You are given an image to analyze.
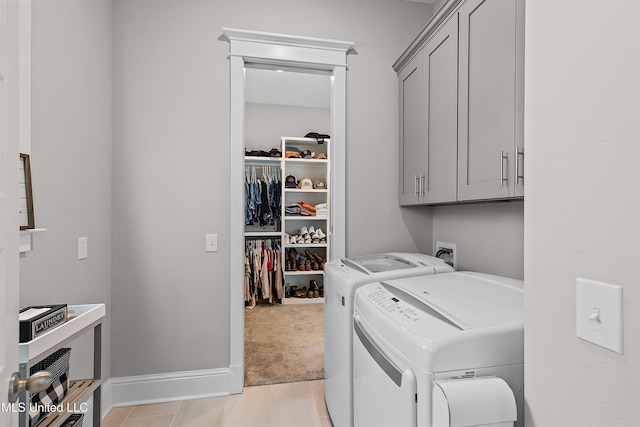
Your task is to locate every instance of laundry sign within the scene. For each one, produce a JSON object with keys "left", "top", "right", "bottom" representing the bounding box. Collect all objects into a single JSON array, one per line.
[{"left": 19, "top": 304, "right": 68, "bottom": 342}]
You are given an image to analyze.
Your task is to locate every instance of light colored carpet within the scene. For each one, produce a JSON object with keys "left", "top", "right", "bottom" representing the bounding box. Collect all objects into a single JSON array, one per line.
[{"left": 244, "top": 302, "right": 324, "bottom": 386}]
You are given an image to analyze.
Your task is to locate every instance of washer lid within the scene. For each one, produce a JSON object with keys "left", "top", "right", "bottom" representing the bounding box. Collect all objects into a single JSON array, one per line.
[
  {"left": 341, "top": 254, "right": 417, "bottom": 275},
  {"left": 381, "top": 272, "right": 524, "bottom": 331}
]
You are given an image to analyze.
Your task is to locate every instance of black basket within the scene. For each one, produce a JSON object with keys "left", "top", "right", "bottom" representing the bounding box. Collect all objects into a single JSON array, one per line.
[
  {"left": 61, "top": 413, "right": 84, "bottom": 427},
  {"left": 29, "top": 348, "right": 71, "bottom": 427}
]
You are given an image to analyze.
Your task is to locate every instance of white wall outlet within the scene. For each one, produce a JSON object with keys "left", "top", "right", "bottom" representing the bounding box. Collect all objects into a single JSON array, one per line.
[
  {"left": 78, "top": 237, "right": 88, "bottom": 260},
  {"left": 576, "top": 278, "right": 623, "bottom": 354},
  {"left": 435, "top": 241, "right": 457, "bottom": 269},
  {"left": 206, "top": 233, "right": 218, "bottom": 252}
]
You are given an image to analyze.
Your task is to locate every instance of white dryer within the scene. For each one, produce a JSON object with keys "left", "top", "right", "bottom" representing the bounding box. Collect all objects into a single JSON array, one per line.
[
  {"left": 353, "top": 272, "right": 524, "bottom": 427},
  {"left": 323, "top": 253, "right": 454, "bottom": 427}
]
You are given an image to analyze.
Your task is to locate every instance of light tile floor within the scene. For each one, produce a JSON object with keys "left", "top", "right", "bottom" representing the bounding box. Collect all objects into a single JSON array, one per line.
[{"left": 102, "top": 380, "right": 331, "bottom": 427}]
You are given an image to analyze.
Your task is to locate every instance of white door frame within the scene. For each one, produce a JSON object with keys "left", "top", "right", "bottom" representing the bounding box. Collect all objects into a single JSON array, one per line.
[
  {"left": 1, "top": 0, "right": 22, "bottom": 425},
  {"left": 220, "top": 28, "right": 354, "bottom": 393}
]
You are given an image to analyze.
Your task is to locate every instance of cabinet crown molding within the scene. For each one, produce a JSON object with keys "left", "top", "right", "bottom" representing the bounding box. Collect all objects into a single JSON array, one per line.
[{"left": 393, "top": 0, "right": 465, "bottom": 72}]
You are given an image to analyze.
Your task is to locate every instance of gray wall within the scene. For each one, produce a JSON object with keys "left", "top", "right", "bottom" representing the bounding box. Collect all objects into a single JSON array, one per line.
[
  {"left": 433, "top": 202, "right": 524, "bottom": 279},
  {"left": 524, "top": 1, "right": 640, "bottom": 425},
  {"left": 111, "top": 0, "right": 433, "bottom": 377},
  {"left": 19, "top": 0, "right": 112, "bottom": 381},
  {"left": 245, "top": 103, "right": 330, "bottom": 151}
]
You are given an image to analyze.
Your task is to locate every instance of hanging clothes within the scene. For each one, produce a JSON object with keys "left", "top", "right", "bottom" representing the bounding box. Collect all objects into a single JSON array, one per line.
[
  {"left": 244, "top": 165, "right": 281, "bottom": 228},
  {"left": 244, "top": 239, "right": 283, "bottom": 306}
]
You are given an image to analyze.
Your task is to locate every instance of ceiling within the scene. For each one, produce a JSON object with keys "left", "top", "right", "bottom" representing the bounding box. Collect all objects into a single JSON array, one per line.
[
  {"left": 244, "top": 0, "right": 436, "bottom": 108},
  {"left": 245, "top": 67, "right": 331, "bottom": 109}
]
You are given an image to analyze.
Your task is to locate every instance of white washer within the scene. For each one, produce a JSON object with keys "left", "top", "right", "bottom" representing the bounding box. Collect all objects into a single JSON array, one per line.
[
  {"left": 323, "top": 253, "right": 454, "bottom": 427},
  {"left": 353, "top": 272, "right": 524, "bottom": 427}
]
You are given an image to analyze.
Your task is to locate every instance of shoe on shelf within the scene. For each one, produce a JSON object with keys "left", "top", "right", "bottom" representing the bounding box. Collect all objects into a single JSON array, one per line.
[
  {"left": 305, "top": 250, "right": 320, "bottom": 270},
  {"left": 311, "top": 230, "right": 320, "bottom": 244},
  {"left": 294, "top": 287, "right": 307, "bottom": 298},
  {"left": 284, "top": 233, "right": 291, "bottom": 244},
  {"left": 316, "top": 254, "right": 326, "bottom": 270},
  {"left": 309, "top": 280, "right": 320, "bottom": 298},
  {"left": 300, "top": 226, "right": 308, "bottom": 235},
  {"left": 308, "top": 225, "right": 315, "bottom": 234}
]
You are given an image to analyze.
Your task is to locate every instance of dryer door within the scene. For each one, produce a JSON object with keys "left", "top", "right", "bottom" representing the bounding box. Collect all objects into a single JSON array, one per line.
[{"left": 353, "top": 314, "right": 417, "bottom": 427}]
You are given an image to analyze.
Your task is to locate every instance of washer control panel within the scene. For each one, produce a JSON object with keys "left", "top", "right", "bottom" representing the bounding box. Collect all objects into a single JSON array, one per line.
[{"left": 360, "top": 283, "right": 459, "bottom": 336}]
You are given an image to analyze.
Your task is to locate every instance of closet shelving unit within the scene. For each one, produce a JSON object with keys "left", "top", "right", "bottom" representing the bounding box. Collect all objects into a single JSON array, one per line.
[
  {"left": 244, "top": 136, "right": 330, "bottom": 304},
  {"left": 281, "top": 136, "right": 329, "bottom": 304},
  {"left": 18, "top": 304, "right": 105, "bottom": 427}
]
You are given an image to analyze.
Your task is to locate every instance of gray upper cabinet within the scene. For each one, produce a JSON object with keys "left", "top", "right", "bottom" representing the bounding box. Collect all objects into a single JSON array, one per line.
[
  {"left": 398, "top": 15, "right": 459, "bottom": 206},
  {"left": 457, "top": 0, "right": 524, "bottom": 201},
  {"left": 423, "top": 15, "right": 459, "bottom": 203},
  {"left": 395, "top": 0, "right": 524, "bottom": 205},
  {"left": 398, "top": 52, "right": 427, "bottom": 206}
]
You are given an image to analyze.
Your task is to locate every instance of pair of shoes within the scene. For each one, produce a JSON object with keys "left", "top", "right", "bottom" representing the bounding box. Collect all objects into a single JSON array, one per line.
[
  {"left": 311, "top": 228, "right": 326, "bottom": 244},
  {"left": 284, "top": 284, "right": 293, "bottom": 298},
  {"left": 287, "top": 248, "right": 298, "bottom": 271},
  {"left": 308, "top": 280, "right": 320, "bottom": 298},
  {"left": 305, "top": 249, "right": 324, "bottom": 270},
  {"left": 293, "top": 286, "right": 307, "bottom": 298},
  {"left": 289, "top": 233, "right": 312, "bottom": 245}
]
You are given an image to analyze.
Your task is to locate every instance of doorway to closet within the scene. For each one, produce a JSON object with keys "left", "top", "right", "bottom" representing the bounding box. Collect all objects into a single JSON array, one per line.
[
  {"left": 243, "top": 65, "right": 330, "bottom": 386},
  {"left": 222, "top": 28, "right": 354, "bottom": 393}
]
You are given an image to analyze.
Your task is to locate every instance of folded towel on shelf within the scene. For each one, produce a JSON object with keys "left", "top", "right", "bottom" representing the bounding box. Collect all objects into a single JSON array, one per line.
[{"left": 314, "top": 203, "right": 327, "bottom": 218}]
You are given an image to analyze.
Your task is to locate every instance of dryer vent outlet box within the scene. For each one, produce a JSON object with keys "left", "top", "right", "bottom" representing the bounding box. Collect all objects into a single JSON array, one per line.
[{"left": 435, "top": 242, "right": 457, "bottom": 269}]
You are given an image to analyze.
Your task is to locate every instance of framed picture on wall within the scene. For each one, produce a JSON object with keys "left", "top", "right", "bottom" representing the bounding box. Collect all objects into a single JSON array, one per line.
[{"left": 19, "top": 153, "right": 35, "bottom": 230}]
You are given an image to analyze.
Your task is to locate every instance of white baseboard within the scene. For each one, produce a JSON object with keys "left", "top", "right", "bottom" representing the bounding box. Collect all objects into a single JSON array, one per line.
[
  {"left": 101, "top": 378, "right": 112, "bottom": 420},
  {"left": 104, "top": 368, "right": 231, "bottom": 412}
]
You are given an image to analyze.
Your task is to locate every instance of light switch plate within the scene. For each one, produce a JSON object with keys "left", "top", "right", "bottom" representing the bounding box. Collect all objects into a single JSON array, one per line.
[
  {"left": 78, "top": 237, "right": 88, "bottom": 260},
  {"left": 576, "top": 278, "right": 623, "bottom": 354},
  {"left": 205, "top": 234, "right": 218, "bottom": 252}
]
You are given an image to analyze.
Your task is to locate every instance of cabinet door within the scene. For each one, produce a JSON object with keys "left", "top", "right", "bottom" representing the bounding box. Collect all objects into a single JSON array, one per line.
[
  {"left": 398, "top": 52, "right": 427, "bottom": 206},
  {"left": 457, "top": 0, "right": 519, "bottom": 201},
  {"left": 423, "top": 15, "right": 459, "bottom": 203}
]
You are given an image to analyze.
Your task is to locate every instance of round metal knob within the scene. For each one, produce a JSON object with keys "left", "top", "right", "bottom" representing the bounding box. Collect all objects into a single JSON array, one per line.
[{"left": 8, "top": 371, "right": 53, "bottom": 403}]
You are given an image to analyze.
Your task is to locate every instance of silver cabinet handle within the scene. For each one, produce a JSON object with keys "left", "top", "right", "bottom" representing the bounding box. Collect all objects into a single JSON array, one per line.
[
  {"left": 421, "top": 173, "right": 426, "bottom": 196},
  {"left": 500, "top": 150, "right": 508, "bottom": 187},
  {"left": 415, "top": 174, "right": 419, "bottom": 197},
  {"left": 516, "top": 146, "right": 524, "bottom": 184}
]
